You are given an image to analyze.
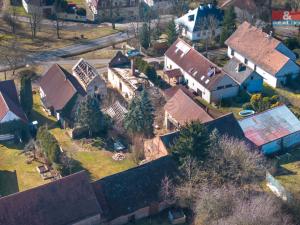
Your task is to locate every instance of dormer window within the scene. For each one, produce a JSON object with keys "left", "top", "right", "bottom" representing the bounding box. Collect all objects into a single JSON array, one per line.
[
  {"left": 244, "top": 58, "right": 248, "bottom": 64},
  {"left": 188, "top": 15, "right": 195, "bottom": 21}
]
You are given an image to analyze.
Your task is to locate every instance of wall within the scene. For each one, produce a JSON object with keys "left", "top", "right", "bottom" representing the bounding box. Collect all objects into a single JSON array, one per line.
[
  {"left": 86, "top": 75, "right": 107, "bottom": 97},
  {"left": 276, "top": 60, "right": 300, "bottom": 85},
  {"left": 210, "top": 75, "right": 239, "bottom": 103},
  {"left": 108, "top": 201, "right": 170, "bottom": 225},
  {"left": 262, "top": 139, "right": 282, "bottom": 155},
  {"left": 57, "top": 13, "right": 87, "bottom": 22},
  {"left": 266, "top": 171, "right": 293, "bottom": 202},
  {"left": 283, "top": 131, "right": 300, "bottom": 148},
  {"left": 165, "top": 56, "right": 238, "bottom": 103},
  {"left": 107, "top": 68, "right": 134, "bottom": 100},
  {"left": 228, "top": 47, "right": 279, "bottom": 87},
  {"left": 243, "top": 72, "right": 263, "bottom": 93}
]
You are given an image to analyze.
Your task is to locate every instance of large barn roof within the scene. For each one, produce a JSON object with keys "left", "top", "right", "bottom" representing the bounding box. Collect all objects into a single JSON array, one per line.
[
  {"left": 238, "top": 105, "right": 300, "bottom": 147},
  {"left": 0, "top": 171, "right": 102, "bottom": 225}
]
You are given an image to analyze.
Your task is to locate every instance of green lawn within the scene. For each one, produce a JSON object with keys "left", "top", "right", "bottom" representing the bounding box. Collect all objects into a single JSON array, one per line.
[
  {"left": 0, "top": 144, "right": 48, "bottom": 196},
  {"left": 275, "top": 148, "right": 300, "bottom": 200},
  {"left": 50, "top": 128, "right": 136, "bottom": 181}
]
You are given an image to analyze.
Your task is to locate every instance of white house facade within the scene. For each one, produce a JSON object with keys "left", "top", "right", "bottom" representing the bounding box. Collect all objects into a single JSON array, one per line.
[
  {"left": 165, "top": 39, "right": 239, "bottom": 103},
  {"left": 175, "top": 4, "right": 223, "bottom": 41},
  {"left": 225, "top": 21, "right": 300, "bottom": 88}
]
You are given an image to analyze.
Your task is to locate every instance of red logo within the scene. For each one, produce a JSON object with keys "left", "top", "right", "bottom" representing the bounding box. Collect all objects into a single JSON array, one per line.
[{"left": 272, "top": 10, "right": 300, "bottom": 21}]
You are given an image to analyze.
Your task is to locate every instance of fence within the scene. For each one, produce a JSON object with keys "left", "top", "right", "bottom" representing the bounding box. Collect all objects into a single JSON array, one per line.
[{"left": 266, "top": 171, "right": 293, "bottom": 202}]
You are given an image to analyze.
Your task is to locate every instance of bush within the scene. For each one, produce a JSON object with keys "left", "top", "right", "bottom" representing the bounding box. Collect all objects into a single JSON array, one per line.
[
  {"left": 242, "top": 102, "right": 253, "bottom": 110},
  {"left": 71, "top": 126, "right": 89, "bottom": 139},
  {"left": 284, "top": 37, "right": 300, "bottom": 50},
  {"left": 76, "top": 8, "right": 86, "bottom": 16},
  {"left": 36, "top": 126, "right": 61, "bottom": 164}
]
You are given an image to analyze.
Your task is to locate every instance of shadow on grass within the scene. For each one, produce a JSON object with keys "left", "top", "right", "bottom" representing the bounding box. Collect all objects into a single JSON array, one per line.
[
  {"left": 276, "top": 165, "right": 298, "bottom": 176},
  {"left": 276, "top": 147, "right": 300, "bottom": 165},
  {"left": 29, "top": 109, "right": 58, "bottom": 129},
  {"left": 0, "top": 141, "right": 24, "bottom": 150},
  {"left": 0, "top": 170, "right": 19, "bottom": 196},
  {"left": 63, "top": 156, "right": 92, "bottom": 180}
]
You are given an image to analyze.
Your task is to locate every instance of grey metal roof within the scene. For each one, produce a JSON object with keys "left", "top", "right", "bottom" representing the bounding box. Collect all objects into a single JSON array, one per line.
[
  {"left": 238, "top": 105, "right": 300, "bottom": 147},
  {"left": 223, "top": 58, "right": 260, "bottom": 84}
]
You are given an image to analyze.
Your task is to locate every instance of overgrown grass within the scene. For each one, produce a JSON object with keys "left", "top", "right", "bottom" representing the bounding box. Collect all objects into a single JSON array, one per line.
[
  {"left": 275, "top": 147, "right": 300, "bottom": 200},
  {"left": 0, "top": 144, "right": 49, "bottom": 196}
]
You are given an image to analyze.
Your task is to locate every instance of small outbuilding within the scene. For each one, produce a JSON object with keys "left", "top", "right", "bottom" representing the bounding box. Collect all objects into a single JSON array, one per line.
[{"left": 238, "top": 105, "right": 300, "bottom": 155}]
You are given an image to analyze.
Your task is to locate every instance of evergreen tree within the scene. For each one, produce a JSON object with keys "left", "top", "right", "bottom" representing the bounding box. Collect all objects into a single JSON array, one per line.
[
  {"left": 75, "top": 95, "right": 105, "bottom": 137},
  {"left": 139, "top": 23, "right": 151, "bottom": 49},
  {"left": 140, "top": 90, "right": 154, "bottom": 137},
  {"left": 171, "top": 122, "right": 210, "bottom": 161},
  {"left": 166, "top": 20, "right": 177, "bottom": 46},
  {"left": 20, "top": 74, "right": 33, "bottom": 116},
  {"left": 124, "top": 90, "right": 154, "bottom": 137},
  {"left": 220, "top": 6, "right": 236, "bottom": 45}
]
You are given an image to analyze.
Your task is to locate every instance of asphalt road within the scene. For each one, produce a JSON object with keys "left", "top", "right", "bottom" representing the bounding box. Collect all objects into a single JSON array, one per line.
[{"left": 0, "top": 32, "right": 132, "bottom": 71}]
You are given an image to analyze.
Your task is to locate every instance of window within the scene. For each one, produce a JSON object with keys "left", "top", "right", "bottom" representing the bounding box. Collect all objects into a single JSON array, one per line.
[
  {"left": 244, "top": 58, "right": 248, "bottom": 64},
  {"left": 231, "top": 49, "right": 234, "bottom": 56},
  {"left": 217, "top": 86, "right": 224, "bottom": 90},
  {"left": 250, "top": 76, "right": 254, "bottom": 80}
]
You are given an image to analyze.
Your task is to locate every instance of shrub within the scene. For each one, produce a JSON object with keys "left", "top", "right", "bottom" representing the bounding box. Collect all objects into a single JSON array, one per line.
[
  {"left": 284, "top": 37, "right": 300, "bottom": 50},
  {"left": 242, "top": 102, "right": 253, "bottom": 110},
  {"left": 76, "top": 8, "right": 86, "bottom": 16},
  {"left": 36, "top": 126, "right": 61, "bottom": 164}
]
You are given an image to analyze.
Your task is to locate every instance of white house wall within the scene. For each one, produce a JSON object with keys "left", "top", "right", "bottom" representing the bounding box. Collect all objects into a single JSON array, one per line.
[
  {"left": 228, "top": 46, "right": 279, "bottom": 87},
  {"left": 165, "top": 56, "right": 238, "bottom": 103},
  {"left": 1, "top": 111, "right": 20, "bottom": 123},
  {"left": 107, "top": 68, "right": 134, "bottom": 100},
  {"left": 210, "top": 75, "right": 239, "bottom": 102}
]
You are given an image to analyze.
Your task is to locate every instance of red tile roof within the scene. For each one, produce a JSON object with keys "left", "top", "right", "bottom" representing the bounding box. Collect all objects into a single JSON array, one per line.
[
  {"left": 0, "top": 80, "right": 27, "bottom": 122},
  {"left": 165, "top": 39, "right": 230, "bottom": 91},
  {"left": 164, "top": 88, "right": 213, "bottom": 126},
  {"left": 225, "top": 21, "right": 290, "bottom": 75},
  {"left": 164, "top": 69, "right": 182, "bottom": 79},
  {"left": 163, "top": 85, "right": 194, "bottom": 101},
  {"left": 40, "top": 64, "right": 86, "bottom": 111}
]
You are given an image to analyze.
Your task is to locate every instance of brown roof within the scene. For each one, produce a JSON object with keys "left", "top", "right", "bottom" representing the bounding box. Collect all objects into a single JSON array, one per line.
[
  {"left": 164, "top": 69, "right": 182, "bottom": 79},
  {"left": 92, "top": 156, "right": 177, "bottom": 220},
  {"left": 165, "top": 39, "right": 231, "bottom": 91},
  {"left": 0, "top": 80, "right": 27, "bottom": 122},
  {"left": 225, "top": 21, "right": 290, "bottom": 75},
  {"left": 40, "top": 64, "right": 86, "bottom": 111},
  {"left": 163, "top": 85, "right": 195, "bottom": 101},
  {"left": 164, "top": 88, "right": 213, "bottom": 126},
  {"left": 0, "top": 171, "right": 102, "bottom": 225}
]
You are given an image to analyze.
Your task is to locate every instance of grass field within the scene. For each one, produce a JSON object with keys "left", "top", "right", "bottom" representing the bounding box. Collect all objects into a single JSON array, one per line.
[
  {"left": 275, "top": 148, "right": 300, "bottom": 199},
  {"left": 0, "top": 144, "right": 49, "bottom": 196}
]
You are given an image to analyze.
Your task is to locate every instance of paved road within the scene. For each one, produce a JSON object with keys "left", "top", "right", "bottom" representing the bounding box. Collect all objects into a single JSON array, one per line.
[{"left": 0, "top": 32, "right": 132, "bottom": 71}]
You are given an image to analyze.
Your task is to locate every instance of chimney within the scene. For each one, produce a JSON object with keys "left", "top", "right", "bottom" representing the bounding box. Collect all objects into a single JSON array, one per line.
[{"left": 236, "top": 63, "right": 243, "bottom": 72}]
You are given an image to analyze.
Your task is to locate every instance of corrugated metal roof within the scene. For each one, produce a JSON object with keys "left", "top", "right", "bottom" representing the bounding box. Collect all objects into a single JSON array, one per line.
[{"left": 238, "top": 105, "right": 300, "bottom": 147}]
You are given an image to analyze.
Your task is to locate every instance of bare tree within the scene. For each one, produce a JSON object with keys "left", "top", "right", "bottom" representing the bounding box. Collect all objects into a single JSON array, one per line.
[
  {"left": 0, "top": 37, "right": 27, "bottom": 76},
  {"left": 201, "top": 15, "right": 218, "bottom": 56},
  {"left": 194, "top": 186, "right": 294, "bottom": 225},
  {"left": 3, "top": 7, "right": 18, "bottom": 34},
  {"left": 174, "top": 156, "right": 202, "bottom": 208},
  {"left": 29, "top": 6, "right": 43, "bottom": 39},
  {"left": 160, "top": 176, "right": 175, "bottom": 205}
]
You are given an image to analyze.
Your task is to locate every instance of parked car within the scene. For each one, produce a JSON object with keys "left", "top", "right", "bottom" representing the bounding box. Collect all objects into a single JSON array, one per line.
[
  {"left": 113, "top": 139, "right": 126, "bottom": 151},
  {"left": 126, "top": 49, "right": 141, "bottom": 57}
]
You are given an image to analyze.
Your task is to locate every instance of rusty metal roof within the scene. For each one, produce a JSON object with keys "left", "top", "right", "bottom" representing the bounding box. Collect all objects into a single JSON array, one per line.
[{"left": 238, "top": 105, "right": 300, "bottom": 147}]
